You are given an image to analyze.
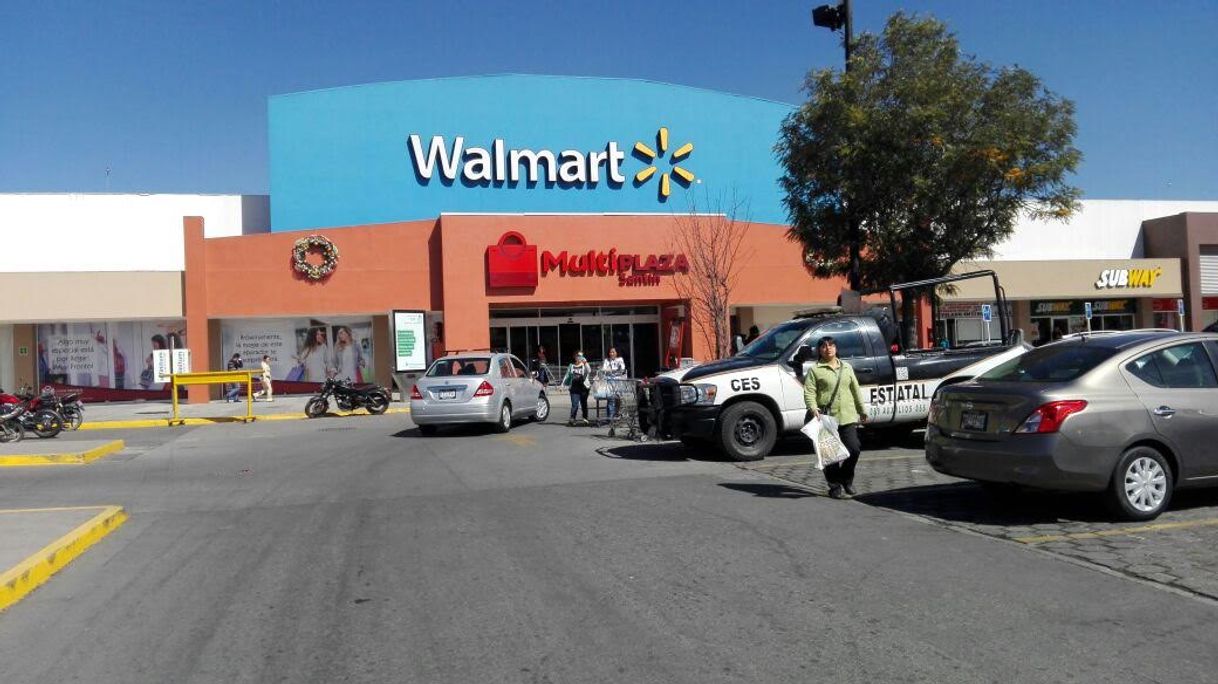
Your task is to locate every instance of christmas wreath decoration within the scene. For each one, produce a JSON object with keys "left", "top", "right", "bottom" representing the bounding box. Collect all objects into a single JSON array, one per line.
[{"left": 292, "top": 235, "right": 339, "bottom": 280}]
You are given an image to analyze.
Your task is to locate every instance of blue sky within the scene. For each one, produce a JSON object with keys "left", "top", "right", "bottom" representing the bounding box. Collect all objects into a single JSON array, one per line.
[{"left": 1, "top": 0, "right": 1214, "bottom": 199}]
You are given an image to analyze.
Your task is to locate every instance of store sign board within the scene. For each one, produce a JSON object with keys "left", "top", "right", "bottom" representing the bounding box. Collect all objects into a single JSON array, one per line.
[
  {"left": 1094, "top": 267, "right": 1163, "bottom": 289},
  {"left": 153, "top": 349, "right": 172, "bottom": 384},
  {"left": 1152, "top": 298, "right": 1177, "bottom": 313},
  {"left": 392, "top": 310, "right": 427, "bottom": 373},
  {"left": 1032, "top": 300, "right": 1135, "bottom": 316},
  {"left": 485, "top": 232, "right": 689, "bottom": 289},
  {"left": 268, "top": 76, "right": 793, "bottom": 230}
]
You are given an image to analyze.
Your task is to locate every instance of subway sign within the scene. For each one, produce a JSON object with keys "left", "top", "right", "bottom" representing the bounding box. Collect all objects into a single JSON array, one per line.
[{"left": 1094, "top": 267, "right": 1163, "bottom": 289}]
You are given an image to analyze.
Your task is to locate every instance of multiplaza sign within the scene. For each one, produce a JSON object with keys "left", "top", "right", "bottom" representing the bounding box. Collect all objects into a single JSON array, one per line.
[
  {"left": 542, "top": 249, "right": 690, "bottom": 287},
  {"left": 485, "top": 232, "right": 688, "bottom": 288},
  {"left": 408, "top": 127, "right": 695, "bottom": 199}
]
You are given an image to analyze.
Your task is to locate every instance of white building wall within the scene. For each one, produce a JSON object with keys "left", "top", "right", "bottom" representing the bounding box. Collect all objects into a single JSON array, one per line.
[
  {"left": 987, "top": 199, "right": 1218, "bottom": 261},
  {"left": 0, "top": 194, "right": 269, "bottom": 273}
]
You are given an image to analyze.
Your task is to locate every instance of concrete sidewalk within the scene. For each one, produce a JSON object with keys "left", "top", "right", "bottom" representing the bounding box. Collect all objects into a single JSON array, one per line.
[
  {"left": 72, "top": 389, "right": 610, "bottom": 430},
  {"left": 76, "top": 394, "right": 408, "bottom": 430}
]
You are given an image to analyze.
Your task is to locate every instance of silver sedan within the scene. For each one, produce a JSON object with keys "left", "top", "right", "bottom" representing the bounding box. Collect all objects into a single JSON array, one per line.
[
  {"left": 410, "top": 353, "right": 549, "bottom": 435},
  {"left": 926, "top": 331, "right": 1218, "bottom": 520}
]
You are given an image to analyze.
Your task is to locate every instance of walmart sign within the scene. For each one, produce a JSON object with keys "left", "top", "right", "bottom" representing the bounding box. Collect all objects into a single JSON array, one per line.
[{"left": 269, "top": 75, "right": 793, "bottom": 231}]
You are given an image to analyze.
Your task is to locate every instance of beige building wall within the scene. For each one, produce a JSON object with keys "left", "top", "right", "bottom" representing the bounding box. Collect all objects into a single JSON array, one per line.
[
  {"left": 0, "top": 272, "right": 184, "bottom": 323},
  {"left": 947, "top": 259, "right": 1183, "bottom": 300}
]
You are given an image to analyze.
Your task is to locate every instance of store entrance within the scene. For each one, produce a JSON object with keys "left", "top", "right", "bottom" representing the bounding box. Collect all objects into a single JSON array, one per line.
[{"left": 489, "top": 306, "right": 662, "bottom": 379}]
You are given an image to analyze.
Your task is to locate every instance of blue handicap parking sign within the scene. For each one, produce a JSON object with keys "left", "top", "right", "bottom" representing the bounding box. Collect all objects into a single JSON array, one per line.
[{"left": 981, "top": 304, "right": 992, "bottom": 323}]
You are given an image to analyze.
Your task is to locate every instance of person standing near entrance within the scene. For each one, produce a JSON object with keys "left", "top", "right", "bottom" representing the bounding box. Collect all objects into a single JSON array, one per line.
[
  {"left": 565, "top": 351, "right": 591, "bottom": 426},
  {"left": 533, "top": 345, "right": 552, "bottom": 385},
  {"left": 254, "top": 355, "right": 274, "bottom": 401},
  {"left": 225, "top": 353, "right": 244, "bottom": 402},
  {"left": 804, "top": 336, "right": 867, "bottom": 499},
  {"left": 601, "top": 347, "right": 627, "bottom": 419}
]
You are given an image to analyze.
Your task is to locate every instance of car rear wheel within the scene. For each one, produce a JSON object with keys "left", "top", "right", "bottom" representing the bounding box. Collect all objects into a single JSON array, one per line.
[
  {"left": 1109, "top": 446, "right": 1173, "bottom": 521},
  {"left": 494, "top": 402, "right": 512, "bottom": 433},
  {"left": 718, "top": 401, "right": 776, "bottom": 462},
  {"left": 533, "top": 394, "right": 550, "bottom": 422}
]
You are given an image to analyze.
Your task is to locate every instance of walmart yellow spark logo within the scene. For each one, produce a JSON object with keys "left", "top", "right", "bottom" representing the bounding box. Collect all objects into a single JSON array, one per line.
[{"left": 633, "top": 127, "right": 695, "bottom": 199}]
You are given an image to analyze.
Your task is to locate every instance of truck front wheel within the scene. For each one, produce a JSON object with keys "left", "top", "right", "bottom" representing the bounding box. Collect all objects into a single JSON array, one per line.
[{"left": 718, "top": 401, "right": 777, "bottom": 462}]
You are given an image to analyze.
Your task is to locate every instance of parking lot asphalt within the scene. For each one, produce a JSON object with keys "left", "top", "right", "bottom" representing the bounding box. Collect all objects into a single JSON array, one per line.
[
  {"left": 742, "top": 432, "right": 1218, "bottom": 602},
  {"left": 2, "top": 416, "right": 1217, "bottom": 682}
]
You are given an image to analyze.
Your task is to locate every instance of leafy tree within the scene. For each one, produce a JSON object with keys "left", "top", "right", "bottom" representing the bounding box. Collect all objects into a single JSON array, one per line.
[{"left": 777, "top": 12, "right": 1082, "bottom": 341}]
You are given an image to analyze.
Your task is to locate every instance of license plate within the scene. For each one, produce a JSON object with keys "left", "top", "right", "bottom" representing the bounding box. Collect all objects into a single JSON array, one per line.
[
  {"left": 439, "top": 390, "right": 457, "bottom": 400},
  {"left": 960, "top": 410, "right": 988, "bottom": 432}
]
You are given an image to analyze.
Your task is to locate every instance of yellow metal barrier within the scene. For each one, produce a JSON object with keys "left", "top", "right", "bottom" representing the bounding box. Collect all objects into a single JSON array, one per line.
[{"left": 169, "top": 370, "right": 260, "bottom": 425}]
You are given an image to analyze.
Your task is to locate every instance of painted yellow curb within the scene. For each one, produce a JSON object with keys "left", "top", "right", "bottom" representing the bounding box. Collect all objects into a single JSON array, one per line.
[
  {"left": 0, "top": 505, "right": 128, "bottom": 612},
  {"left": 79, "top": 406, "right": 410, "bottom": 431},
  {"left": 0, "top": 440, "right": 125, "bottom": 467}
]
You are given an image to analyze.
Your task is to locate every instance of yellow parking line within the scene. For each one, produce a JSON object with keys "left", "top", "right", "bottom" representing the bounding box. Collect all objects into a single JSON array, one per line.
[
  {"left": 1015, "top": 518, "right": 1218, "bottom": 544},
  {"left": 0, "top": 505, "right": 127, "bottom": 612},
  {"left": 495, "top": 434, "right": 537, "bottom": 447},
  {"left": 0, "top": 440, "right": 124, "bottom": 467}
]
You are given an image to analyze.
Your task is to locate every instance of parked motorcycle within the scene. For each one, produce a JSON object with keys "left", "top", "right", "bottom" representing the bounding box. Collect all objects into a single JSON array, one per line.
[
  {"left": 0, "top": 402, "right": 25, "bottom": 443},
  {"left": 31, "top": 386, "right": 84, "bottom": 431},
  {"left": 305, "top": 379, "right": 390, "bottom": 418},
  {"left": 3, "top": 387, "right": 64, "bottom": 438}
]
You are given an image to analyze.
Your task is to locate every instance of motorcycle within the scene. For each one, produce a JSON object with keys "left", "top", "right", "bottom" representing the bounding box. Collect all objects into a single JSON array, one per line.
[
  {"left": 4, "top": 386, "right": 64, "bottom": 438},
  {"left": 0, "top": 402, "right": 25, "bottom": 443},
  {"left": 305, "top": 378, "right": 391, "bottom": 418},
  {"left": 32, "top": 386, "right": 84, "bottom": 431}
]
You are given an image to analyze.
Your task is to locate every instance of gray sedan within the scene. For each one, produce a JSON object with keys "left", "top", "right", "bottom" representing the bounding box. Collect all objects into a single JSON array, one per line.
[
  {"left": 926, "top": 331, "right": 1218, "bottom": 520},
  {"left": 410, "top": 353, "right": 549, "bottom": 435}
]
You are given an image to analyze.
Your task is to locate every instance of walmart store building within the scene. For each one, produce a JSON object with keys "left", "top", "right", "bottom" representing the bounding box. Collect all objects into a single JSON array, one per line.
[{"left": 2, "top": 75, "right": 1217, "bottom": 401}]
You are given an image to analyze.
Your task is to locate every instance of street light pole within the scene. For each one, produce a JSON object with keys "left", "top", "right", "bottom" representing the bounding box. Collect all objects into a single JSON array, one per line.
[{"left": 812, "top": 0, "right": 860, "bottom": 291}]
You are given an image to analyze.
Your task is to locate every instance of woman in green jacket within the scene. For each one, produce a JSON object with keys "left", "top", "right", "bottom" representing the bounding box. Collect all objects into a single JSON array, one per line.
[{"left": 802, "top": 336, "right": 868, "bottom": 499}]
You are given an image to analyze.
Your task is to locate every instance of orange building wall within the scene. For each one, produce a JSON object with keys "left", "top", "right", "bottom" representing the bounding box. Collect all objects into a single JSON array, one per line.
[
  {"left": 201, "top": 219, "right": 440, "bottom": 317},
  {"left": 184, "top": 213, "right": 845, "bottom": 394},
  {"left": 437, "top": 214, "right": 843, "bottom": 359}
]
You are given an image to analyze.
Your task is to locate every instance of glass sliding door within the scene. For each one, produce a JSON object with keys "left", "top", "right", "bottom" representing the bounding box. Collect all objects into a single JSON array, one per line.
[{"left": 632, "top": 323, "right": 660, "bottom": 377}]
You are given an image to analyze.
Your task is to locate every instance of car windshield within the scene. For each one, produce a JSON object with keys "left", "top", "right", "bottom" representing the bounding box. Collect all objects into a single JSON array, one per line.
[
  {"left": 737, "top": 320, "right": 811, "bottom": 362},
  {"left": 978, "top": 344, "right": 1117, "bottom": 383},
  {"left": 427, "top": 358, "right": 492, "bottom": 377}
]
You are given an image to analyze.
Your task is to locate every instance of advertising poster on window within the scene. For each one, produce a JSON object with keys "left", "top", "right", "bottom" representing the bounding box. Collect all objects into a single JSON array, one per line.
[
  {"left": 37, "top": 320, "right": 187, "bottom": 399},
  {"left": 392, "top": 310, "right": 427, "bottom": 372},
  {"left": 220, "top": 317, "right": 375, "bottom": 388}
]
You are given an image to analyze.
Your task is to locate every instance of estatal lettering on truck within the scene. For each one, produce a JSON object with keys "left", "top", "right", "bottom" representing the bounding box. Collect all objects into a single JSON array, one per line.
[{"left": 863, "top": 379, "right": 941, "bottom": 419}]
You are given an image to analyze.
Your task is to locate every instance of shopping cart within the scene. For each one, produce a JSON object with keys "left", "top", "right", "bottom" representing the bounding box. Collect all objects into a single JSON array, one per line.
[{"left": 598, "top": 375, "right": 645, "bottom": 439}]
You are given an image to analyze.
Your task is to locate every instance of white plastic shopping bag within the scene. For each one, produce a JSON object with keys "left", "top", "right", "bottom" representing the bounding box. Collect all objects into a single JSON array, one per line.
[{"left": 800, "top": 414, "right": 851, "bottom": 470}]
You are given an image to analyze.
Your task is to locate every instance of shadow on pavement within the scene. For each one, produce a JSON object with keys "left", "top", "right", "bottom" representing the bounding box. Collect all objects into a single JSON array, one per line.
[
  {"left": 718, "top": 482, "right": 817, "bottom": 498},
  {"left": 596, "top": 443, "right": 726, "bottom": 462},
  {"left": 857, "top": 482, "right": 1123, "bottom": 526}
]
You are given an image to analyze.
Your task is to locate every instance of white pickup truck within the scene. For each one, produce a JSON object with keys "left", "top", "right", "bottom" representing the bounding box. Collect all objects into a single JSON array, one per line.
[{"left": 645, "top": 272, "right": 1029, "bottom": 461}]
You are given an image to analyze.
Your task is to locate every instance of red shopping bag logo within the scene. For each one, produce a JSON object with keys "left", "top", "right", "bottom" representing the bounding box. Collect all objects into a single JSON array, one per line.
[{"left": 486, "top": 231, "right": 538, "bottom": 288}]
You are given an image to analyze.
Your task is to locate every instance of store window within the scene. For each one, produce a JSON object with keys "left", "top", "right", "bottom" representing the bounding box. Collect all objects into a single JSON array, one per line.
[{"left": 1030, "top": 299, "right": 1135, "bottom": 344}]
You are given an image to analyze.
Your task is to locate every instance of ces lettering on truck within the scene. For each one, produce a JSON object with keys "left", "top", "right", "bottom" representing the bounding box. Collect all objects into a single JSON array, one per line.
[{"left": 729, "top": 377, "right": 761, "bottom": 392}]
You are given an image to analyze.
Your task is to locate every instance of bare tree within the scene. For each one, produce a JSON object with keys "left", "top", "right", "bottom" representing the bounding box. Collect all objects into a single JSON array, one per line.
[{"left": 669, "top": 190, "right": 754, "bottom": 360}]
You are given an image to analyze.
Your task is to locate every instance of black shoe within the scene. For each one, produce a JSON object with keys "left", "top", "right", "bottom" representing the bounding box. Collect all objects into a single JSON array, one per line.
[
  {"left": 843, "top": 484, "right": 857, "bottom": 497},
  {"left": 828, "top": 486, "right": 853, "bottom": 500}
]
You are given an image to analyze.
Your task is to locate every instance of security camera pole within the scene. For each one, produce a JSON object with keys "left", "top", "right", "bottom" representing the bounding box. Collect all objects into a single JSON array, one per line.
[{"left": 811, "top": 0, "right": 859, "bottom": 291}]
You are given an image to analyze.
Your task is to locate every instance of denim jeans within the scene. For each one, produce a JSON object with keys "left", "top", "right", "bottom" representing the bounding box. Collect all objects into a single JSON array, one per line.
[{"left": 569, "top": 390, "right": 588, "bottom": 421}]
